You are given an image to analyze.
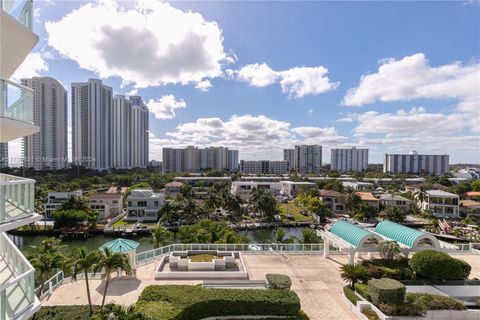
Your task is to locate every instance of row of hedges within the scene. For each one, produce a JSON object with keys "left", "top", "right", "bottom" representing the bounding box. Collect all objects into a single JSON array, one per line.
[
  {"left": 137, "top": 285, "right": 302, "bottom": 320},
  {"left": 349, "top": 278, "right": 466, "bottom": 317},
  {"left": 359, "top": 251, "right": 472, "bottom": 282},
  {"left": 343, "top": 285, "right": 362, "bottom": 305},
  {"left": 411, "top": 250, "right": 471, "bottom": 280}
]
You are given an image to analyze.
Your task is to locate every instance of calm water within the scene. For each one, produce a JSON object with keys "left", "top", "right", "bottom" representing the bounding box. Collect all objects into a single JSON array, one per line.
[{"left": 9, "top": 227, "right": 307, "bottom": 255}]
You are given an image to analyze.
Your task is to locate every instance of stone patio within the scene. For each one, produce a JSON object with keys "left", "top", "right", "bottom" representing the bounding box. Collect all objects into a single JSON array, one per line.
[{"left": 41, "top": 253, "right": 480, "bottom": 320}]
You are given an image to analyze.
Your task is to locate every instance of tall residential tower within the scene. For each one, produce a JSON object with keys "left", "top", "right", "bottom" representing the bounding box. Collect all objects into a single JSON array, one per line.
[
  {"left": 21, "top": 77, "right": 68, "bottom": 170},
  {"left": 331, "top": 147, "right": 368, "bottom": 172},
  {"left": 293, "top": 145, "right": 322, "bottom": 174}
]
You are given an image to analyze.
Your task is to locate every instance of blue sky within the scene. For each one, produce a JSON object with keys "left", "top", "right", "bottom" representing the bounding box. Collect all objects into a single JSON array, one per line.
[{"left": 12, "top": 0, "right": 480, "bottom": 164}]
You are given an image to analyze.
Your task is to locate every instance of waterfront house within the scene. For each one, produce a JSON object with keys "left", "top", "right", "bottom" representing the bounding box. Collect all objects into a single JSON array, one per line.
[
  {"left": 89, "top": 192, "right": 123, "bottom": 220},
  {"left": 319, "top": 189, "right": 345, "bottom": 214},
  {"left": 355, "top": 192, "right": 380, "bottom": 212},
  {"left": 378, "top": 193, "right": 412, "bottom": 211},
  {"left": 44, "top": 190, "right": 83, "bottom": 218},
  {"left": 280, "top": 181, "right": 316, "bottom": 197},
  {"left": 419, "top": 190, "right": 460, "bottom": 219},
  {"left": 125, "top": 189, "right": 164, "bottom": 222}
]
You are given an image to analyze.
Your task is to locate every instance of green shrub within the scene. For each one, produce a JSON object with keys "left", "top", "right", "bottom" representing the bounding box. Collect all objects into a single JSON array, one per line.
[
  {"left": 383, "top": 267, "right": 403, "bottom": 280},
  {"left": 377, "top": 302, "right": 423, "bottom": 316},
  {"left": 366, "top": 265, "right": 385, "bottom": 279},
  {"left": 137, "top": 285, "right": 301, "bottom": 320},
  {"left": 361, "top": 308, "right": 380, "bottom": 320},
  {"left": 368, "top": 278, "right": 405, "bottom": 305},
  {"left": 343, "top": 285, "right": 361, "bottom": 305},
  {"left": 266, "top": 273, "right": 292, "bottom": 290},
  {"left": 52, "top": 209, "right": 87, "bottom": 228},
  {"left": 456, "top": 258, "right": 472, "bottom": 279},
  {"left": 354, "top": 283, "right": 371, "bottom": 301},
  {"left": 406, "top": 293, "right": 466, "bottom": 311},
  {"left": 410, "top": 250, "right": 469, "bottom": 280},
  {"left": 32, "top": 306, "right": 100, "bottom": 320}
]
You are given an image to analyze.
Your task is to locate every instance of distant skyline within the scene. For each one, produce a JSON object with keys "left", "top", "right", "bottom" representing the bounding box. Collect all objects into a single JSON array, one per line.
[{"left": 8, "top": 0, "right": 480, "bottom": 165}]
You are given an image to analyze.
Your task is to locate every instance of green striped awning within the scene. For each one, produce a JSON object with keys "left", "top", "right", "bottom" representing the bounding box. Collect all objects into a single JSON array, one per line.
[
  {"left": 374, "top": 221, "right": 425, "bottom": 248},
  {"left": 329, "top": 221, "right": 373, "bottom": 248}
]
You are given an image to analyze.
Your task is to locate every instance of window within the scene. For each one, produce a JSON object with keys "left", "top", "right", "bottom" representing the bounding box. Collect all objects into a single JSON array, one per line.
[
  {"left": 137, "top": 201, "right": 147, "bottom": 207},
  {"left": 154, "top": 201, "right": 159, "bottom": 207},
  {"left": 128, "top": 201, "right": 132, "bottom": 207}
]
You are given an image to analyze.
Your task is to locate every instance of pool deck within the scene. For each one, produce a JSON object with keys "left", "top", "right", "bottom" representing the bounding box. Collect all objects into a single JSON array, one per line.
[{"left": 41, "top": 253, "right": 480, "bottom": 320}]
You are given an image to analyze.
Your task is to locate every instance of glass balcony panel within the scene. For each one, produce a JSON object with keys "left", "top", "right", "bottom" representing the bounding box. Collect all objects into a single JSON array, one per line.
[
  {"left": 1, "top": 0, "right": 32, "bottom": 29},
  {"left": 0, "top": 80, "right": 34, "bottom": 124},
  {"left": 0, "top": 174, "right": 35, "bottom": 223},
  {"left": 0, "top": 233, "right": 36, "bottom": 319}
]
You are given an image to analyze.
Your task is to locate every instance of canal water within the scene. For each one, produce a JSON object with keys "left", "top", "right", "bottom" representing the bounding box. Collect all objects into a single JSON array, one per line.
[{"left": 9, "top": 227, "right": 307, "bottom": 255}]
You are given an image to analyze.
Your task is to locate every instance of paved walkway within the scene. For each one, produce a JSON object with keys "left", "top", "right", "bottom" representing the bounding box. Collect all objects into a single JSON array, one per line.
[{"left": 41, "top": 253, "right": 480, "bottom": 320}]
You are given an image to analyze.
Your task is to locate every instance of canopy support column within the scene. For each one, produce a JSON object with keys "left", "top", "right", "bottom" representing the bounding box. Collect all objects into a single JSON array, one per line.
[{"left": 323, "top": 240, "right": 330, "bottom": 258}]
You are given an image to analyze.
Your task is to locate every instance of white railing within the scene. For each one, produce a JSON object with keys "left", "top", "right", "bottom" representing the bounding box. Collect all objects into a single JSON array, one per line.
[
  {"left": 453, "top": 242, "right": 480, "bottom": 253},
  {"left": 0, "top": 173, "right": 35, "bottom": 223},
  {"left": 0, "top": 232, "right": 36, "bottom": 320},
  {"left": 135, "top": 243, "right": 332, "bottom": 266},
  {"left": 0, "top": 79, "right": 34, "bottom": 124}
]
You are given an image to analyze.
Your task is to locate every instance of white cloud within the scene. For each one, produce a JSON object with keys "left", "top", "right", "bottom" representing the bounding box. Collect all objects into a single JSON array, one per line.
[
  {"left": 307, "top": 109, "right": 314, "bottom": 115},
  {"left": 156, "top": 114, "right": 346, "bottom": 160},
  {"left": 353, "top": 107, "right": 469, "bottom": 135},
  {"left": 10, "top": 52, "right": 49, "bottom": 81},
  {"left": 231, "top": 63, "right": 339, "bottom": 98},
  {"left": 195, "top": 80, "right": 213, "bottom": 92},
  {"left": 147, "top": 95, "right": 186, "bottom": 120},
  {"left": 343, "top": 53, "right": 480, "bottom": 133},
  {"left": 337, "top": 117, "right": 353, "bottom": 123},
  {"left": 45, "top": 0, "right": 231, "bottom": 88}
]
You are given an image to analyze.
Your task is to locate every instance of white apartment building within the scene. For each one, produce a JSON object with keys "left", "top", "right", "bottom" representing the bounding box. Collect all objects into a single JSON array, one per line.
[
  {"left": 280, "top": 181, "right": 316, "bottom": 197},
  {"left": 293, "top": 145, "right": 322, "bottom": 175},
  {"left": 72, "top": 79, "right": 113, "bottom": 170},
  {"left": 112, "top": 95, "right": 132, "bottom": 169},
  {"left": 125, "top": 189, "right": 164, "bottom": 222},
  {"left": 283, "top": 149, "right": 294, "bottom": 170},
  {"left": 162, "top": 146, "right": 239, "bottom": 173},
  {"left": 331, "top": 147, "right": 368, "bottom": 172},
  {"left": 419, "top": 190, "right": 460, "bottom": 218},
  {"left": 89, "top": 193, "right": 123, "bottom": 220},
  {"left": 1, "top": 1, "right": 42, "bottom": 318},
  {"left": 240, "top": 160, "right": 289, "bottom": 175},
  {"left": 227, "top": 149, "right": 239, "bottom": 171},
  {"left": 383, "top": 151, "right": 449, "bottom": 176},
  {"left": 341, "top": 181, "right": 374, "bottom": 191},
  {"left": 44, "top": 190, "right": 83, "bottom": 218},
  {"left": 231, "top": 181, "right": 282, "bottom": 201},
  {"left": 131, "top": 101, "right": 149, "bottom": 168},
  {"left": 21, "top": 77, "right": 67, "bottom": 170}
]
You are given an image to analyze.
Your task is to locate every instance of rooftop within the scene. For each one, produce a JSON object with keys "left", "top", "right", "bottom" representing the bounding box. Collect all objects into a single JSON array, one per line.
[
  {"left": 466, "top": 191, "right": 480, "bottom": 197},
  {"left": 374, "top": 220, "right": 439, "bottom": 249},
  {"left": 355, "top": 192, "right": 379, "bottom": 202},
  {"left": 106, "top": 187, "right": 128, "bottom": 194},
  {"left": 378, "top": 193, "right": 412, "bottom": 202},
  {"left": 281, "top": 181, "right": 316, "bottom": 185},
  {"left": 425, "top": 190, "right": 458, "bottom": 197},
  {"left": 174, "top": 177, "right": 231, "bottom": 181},
  {"left": 165, "top": 181, "right": 184, "bottom": 188},
  {"left": 460, "top": 200, "right": 480, "bottom": 208},
  {"left": 319, "top": 189, "right": 343, "bottom": 197},
  {"left": 329, "top": 220, "right": 378, "bottom": 248}
]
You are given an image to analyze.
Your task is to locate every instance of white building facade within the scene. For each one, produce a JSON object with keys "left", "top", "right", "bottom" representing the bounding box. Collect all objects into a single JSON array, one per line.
[
  {"left": 240, "top": 160, "right": 289, "bottom": 175},
  {"left": 331, "top": 147, "right": 368, "bottom": 172},
  {"left": 21, "top": 77, "right": 68, "bottom": 170},
  {"left": 44, "top": 191, "right": 83, "bottom": 218},
  {"left": 125, "top": 189, "right": 164, "bottom": 222},
  {"left": 420, "top": 190, "right": 459, "bottom": 218},
  {"left": 1, "top": 1, "right": 42, "bottom": 317},
  {"left": 383, "top": 151, "right": 449, "bottom": 176},
  {"left": 293, "top": 145, "right": 322, "bottom": 175},
  {"left": 112, "top": 95, "right": 132, "bottom": 169},
  {"left": 283, "top": 149, "right": 294, "bottom": 170},
  {"left": 131, "top": 102, "right": 149, "bottom": 168},
  {"left": 162, "top": 146, "right": 239, "bottom": 173}
]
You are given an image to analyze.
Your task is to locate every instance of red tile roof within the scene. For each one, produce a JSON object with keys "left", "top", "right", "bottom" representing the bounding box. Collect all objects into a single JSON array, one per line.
[{"left": 356, "top": 192, "right": 380, "bottom": 202}]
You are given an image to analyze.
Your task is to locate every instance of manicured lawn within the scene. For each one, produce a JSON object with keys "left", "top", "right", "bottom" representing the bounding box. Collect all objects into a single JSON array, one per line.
[
  {"left": 278, "top": 202, "right": 314, "bottom": 222},
  {"left": 188, "top": 254, "right": 219, "bottom": 262}
]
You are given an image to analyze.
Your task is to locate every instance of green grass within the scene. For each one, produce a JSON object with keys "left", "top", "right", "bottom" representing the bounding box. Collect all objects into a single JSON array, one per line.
[
  {"left": 188, "top": 254, "right": 219, "bottom": 262},
  {"left": 278, "top": 202, "right": 314, "bottom": 222},
  {"left": 112, "top": 219, "right": 130, "bottom": 227}
]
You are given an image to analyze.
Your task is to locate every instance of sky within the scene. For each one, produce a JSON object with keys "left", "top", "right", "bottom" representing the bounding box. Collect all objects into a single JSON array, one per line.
[{"left": 9, "top": 0, "right": 480, "bottom": 165}]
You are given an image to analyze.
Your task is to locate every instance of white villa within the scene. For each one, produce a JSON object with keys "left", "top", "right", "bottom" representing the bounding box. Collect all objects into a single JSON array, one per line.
[
  {"left": 1, "top": 1, "right": 43, "bottom": 318},
  {"left": 230, "top": 181, "right": 282, "bottom": 201},
  {"left": 44, "top": 190, "right": 82, "bottom": 218},
  {"left": 419, "top": 190, "right": 460, "bottom": 218},
  {"left": 125, "top": 189, "right": 164, "bottom": 222},
  {"left": 89, "top": 192, "right": 123, "bottom": 220},
  {"left": 378, "top": 193, "right": 412, "bottom": 211},
  {"left": 280, "top": 181, "right": 316, "bottom": 197}
]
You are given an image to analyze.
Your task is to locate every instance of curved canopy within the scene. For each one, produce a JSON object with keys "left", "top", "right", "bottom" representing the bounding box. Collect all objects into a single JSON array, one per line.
[
  {"left": 330, "top": 221, "right": 381, "bottom": 248},
  {"left": 374, "top": 221, "right": 440, "bottom": 249},
  {"left": 99, "top": 238, "right": 140, "bottom": 253}
]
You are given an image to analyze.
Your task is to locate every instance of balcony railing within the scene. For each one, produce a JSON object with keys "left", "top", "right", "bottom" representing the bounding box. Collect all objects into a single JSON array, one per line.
[
  {"left": 1, "top": 0, "right": 32, "bottom": 29},
  {"left": 0, "top": 174, "right": 35, "bottom": 224},
  {"left": 0, "top": 232, "right": 37, "bottom": 320},
  {"left": 0, "top": 80, "right": 34, "bottom": 124}
]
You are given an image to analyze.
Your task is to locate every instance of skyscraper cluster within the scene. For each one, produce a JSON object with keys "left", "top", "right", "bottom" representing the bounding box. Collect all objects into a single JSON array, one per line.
[
  {"left": 163, "top": 146, "right": 238, "bottom": 173},
  {"left": 72, "top": 79, "right": 149, "bottom": 170}
]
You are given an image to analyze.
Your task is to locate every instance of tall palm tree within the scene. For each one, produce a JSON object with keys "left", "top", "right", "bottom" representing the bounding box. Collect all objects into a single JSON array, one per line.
[
  {"left": 150, "top": 226, "right": 174, "bottom": 248},
  {"left": 71, "top": 248, "right": 99, "bottom": 315},
  {"left": 29, "top": 238, "right": 66, "bottom": 297},
  {"left": 97, "top": 248, "right": 132, "bottom": 307},
  {"left": 340, "top": 264, "right": 370, "bottom": 289}
]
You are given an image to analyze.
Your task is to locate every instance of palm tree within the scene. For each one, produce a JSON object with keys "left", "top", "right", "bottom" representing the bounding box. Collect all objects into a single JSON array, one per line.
[
  {"left": 150, "top": 226, "right": 174, "bottom": 248},
  {"left": 301, "top": 228, "right": 320, "bottom": 243},
  {"left": 97, "top": 248, "right": 132, "bottom": 307},
  {"left": 377, "top": 240, "right": 400, "bottom": 262},
  {"left": 340, "top": 264, "right": 370, "bottom": 289},
  {"left": 29, "top": 238, "right": 66, "bottom": 297},
  {"left": 71, "top": 248, "right": 99, "bottom": 315}
]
